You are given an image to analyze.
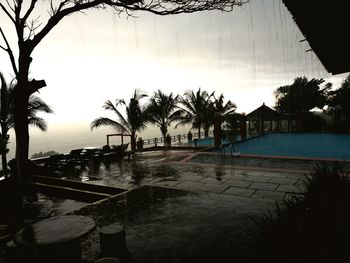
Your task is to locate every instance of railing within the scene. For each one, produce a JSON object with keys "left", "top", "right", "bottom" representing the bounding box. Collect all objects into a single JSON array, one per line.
[{"left": 142, "top": 130, "right": 214, "bottom": 147}]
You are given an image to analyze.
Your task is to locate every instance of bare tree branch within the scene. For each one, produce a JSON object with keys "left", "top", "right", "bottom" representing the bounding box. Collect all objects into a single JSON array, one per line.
[
  {"left": 15, "top": 0, "right": 23, "bottom": 23},
  {"left": 0, "top": 2, "right": 15, "bottom": 24},
  {"left": 31, "top": 0, "right": 247, "bottom": 49},
  {"left": 22, "top": 0, "right": 39, "bottom": 22},
  {"left": 5, "top": 0, "right": 15, "bottom": 13},
  {"left": 0, "top": 27, "right": 18, "bottom": 76}
]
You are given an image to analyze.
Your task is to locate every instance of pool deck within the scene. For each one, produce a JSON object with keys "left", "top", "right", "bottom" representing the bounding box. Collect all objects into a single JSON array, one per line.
[
  {"left": 72, "top": 151, "right": 312, "bottom": 262},
  {"left": 152, "top": 152, "right": 305, "bottom": 201},
  {"left": 89, "top": 151, "right": 308, "bottom": 203}
]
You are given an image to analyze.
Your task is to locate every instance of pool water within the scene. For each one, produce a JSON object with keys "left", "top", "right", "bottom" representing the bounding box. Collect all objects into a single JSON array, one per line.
[
  {"left": 189, "top": 137, "right": 229, "bottom": 146},
  {"left": 220, "top": 133, "right": 350, "bottom": 160}
]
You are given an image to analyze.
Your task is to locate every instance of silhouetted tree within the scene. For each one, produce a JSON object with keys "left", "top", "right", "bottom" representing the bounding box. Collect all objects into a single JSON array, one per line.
[
  {"left": 177, "top": 88, "right": 213, "bottom": 138},
  {"left": 223, "top": 112, "right": 241, "bottom": 141},
  {"left": 147, "top": 90, "right": 182, "bottom": 143},
  {"left": 275, "top": 77, "right": 330, "bottom": 113},
  {"left": 0, "top": 73, "right": 53, "bottom": 175},
  {"left": 211, "top": 93, "right": 236, "bottom": 147},
  {"left": 0, "top": 0, "right": 247, "bottom": 195},
  {"left": 91, "top": 89, "right": 148, "bottom": 152},
  {"left": 274, "top": 77, "right": 331, "bottom": 131},
  {"left": 329, "top": 74, "right": 350, "bottom": 132}
]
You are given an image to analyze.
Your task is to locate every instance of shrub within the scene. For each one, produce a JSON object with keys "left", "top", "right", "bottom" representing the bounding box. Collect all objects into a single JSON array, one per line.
[{"left": 245, "top": 162, "right": 350, "bottom": 263}]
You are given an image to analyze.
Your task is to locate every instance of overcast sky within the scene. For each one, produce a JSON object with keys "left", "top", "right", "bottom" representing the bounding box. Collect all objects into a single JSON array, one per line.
[{"left": 0, "top": 0, "right": 348, "bottom": 138}]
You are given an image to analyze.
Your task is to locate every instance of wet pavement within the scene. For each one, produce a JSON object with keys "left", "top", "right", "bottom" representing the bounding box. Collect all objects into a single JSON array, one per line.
[
  {"left": 65, "top": 151, "right": 310, "bottom": 202},
  {"left": 27, "top": 150, "right": 334, "bottom": 262},
  {"left": 74, "top": 185, "right": 277, "bottom": 262},
  {"left": 63, "top": 150, "right": 319, "bottom": 262}
]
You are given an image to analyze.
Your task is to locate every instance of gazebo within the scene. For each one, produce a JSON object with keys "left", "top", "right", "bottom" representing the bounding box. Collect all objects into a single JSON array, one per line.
[{"left": 244, "top": 103, "right": 282, "bottom": 137}]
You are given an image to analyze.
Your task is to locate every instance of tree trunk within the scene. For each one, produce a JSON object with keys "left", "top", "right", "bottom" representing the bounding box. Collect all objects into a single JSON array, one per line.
[
  {"left": 130, "top": 133, "right": 136, "bottom": 152},
  {"left": 1, "top": 135, "right": 7, "bottom": 175},
  {"left": 204, "top": 127, "right": 209, "bottom": 137},
  {"left": 163, "top": 134, "right": 166, "bottom": 146},
  {"left": 198, "top": 126, "right": 201, "bottom": 139},
  {"left": 239, "top": 116, "right": 247, "bottom": 140},
  {"left": 214, "top": 120, "right": 222, "bottom": 147},
  {"left": 13, "top": 83, "right": 30, "bottom": 196}
]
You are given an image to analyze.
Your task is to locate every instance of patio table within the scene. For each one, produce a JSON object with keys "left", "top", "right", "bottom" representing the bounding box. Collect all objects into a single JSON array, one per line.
[{"left": 14, "top": 215, "right": 95, "bottom": 263}]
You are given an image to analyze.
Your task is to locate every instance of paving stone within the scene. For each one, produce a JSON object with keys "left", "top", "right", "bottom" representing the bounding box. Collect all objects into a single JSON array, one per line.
[
  {"left": 198, "top": 176, "right": 226, "bottom": 184},
  {"left": 268, "top": 177, "right": 298, "bottom": 185},
  {"left": 245, "top": 170, "right": 266, "bottom": 176},
  {"left": 239, "top": 170, "right": 248, "bottom": 176},
  {"left": 275, "top": 185, "right": 303, "bottom": 193},
  {"left": 175, "top": 181, "right": 204, "bottom": 191},
  {"left": 252, "top": 190, "right": 285, "bottom": 201},
  {"left": 226, "top": 169, "right": 245, "bottom": 175},
  {"left": 200, "top": 184, "right": 230, "bottom": 194},
  {"left": 287, "top": 173, "right": 305, "bottom": 179},
  {"left": 226, "top": 174, "right": 248, "bottom": 181},
  {"left": 249, "top": 182, "right": 278, "bottom": 191},
  {"left": 265, "top": 172, "right": 289, "bottom": 178},
  {"left": 180, "top": 174, "right": 204, "bottom": 182},
  {"left": 153, "top": 180, "right": 181, "bottom": 187},
  {"left": 223, "top": 187, "right": 255, "bottom": 198},
  {"left": 224, "top": 179, "right": 252, "bottom": 188},
  {"left": 245, "top": 175, "right": 271, "bottom": 183}
]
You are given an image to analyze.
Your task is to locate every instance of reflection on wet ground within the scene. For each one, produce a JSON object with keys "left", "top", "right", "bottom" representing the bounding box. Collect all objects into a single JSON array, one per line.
[
  {"left": 75, "top": 185, "right": 274, "bottom": 262},
  {"left": 23, "top": 193, "right": 88, "bottom": 221},
  {"left": 63, "top": 151, "right": 207, "bottom": 189},
  {"left": 58, "top": 150, "right": 310, "bottom": 202}
]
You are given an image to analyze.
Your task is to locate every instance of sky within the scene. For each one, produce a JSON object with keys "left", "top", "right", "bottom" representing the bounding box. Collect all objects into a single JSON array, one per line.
[{"left": 0, "top": 0, "right": 349, "bottom": 155}]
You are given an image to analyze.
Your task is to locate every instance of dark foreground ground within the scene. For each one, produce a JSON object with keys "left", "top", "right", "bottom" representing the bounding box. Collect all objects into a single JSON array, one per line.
[{"left": 73, "top": 185, "right": 275, "bottom": 263}]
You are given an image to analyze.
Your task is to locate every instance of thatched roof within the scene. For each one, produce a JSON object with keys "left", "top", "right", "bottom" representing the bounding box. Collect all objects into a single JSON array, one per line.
[{"left": 246, "top": 103, "right": 281, "bottom": 121}]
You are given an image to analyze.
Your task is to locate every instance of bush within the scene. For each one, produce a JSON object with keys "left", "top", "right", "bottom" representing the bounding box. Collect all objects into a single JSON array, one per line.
[{"left": 245, "top": 162, "right": 350, "bottom": 263}]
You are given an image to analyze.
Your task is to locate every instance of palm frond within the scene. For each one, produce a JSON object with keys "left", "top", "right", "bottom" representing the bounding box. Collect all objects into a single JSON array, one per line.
[
  {"left": 133, "top": 89, "right": 148, "bottom": 100},
  {"left": 28, "top": 95, "right": 54, "bottom": 114},
  {"left": 90, "top": 117, "right": 129, "bottom": 134},
  {"left": 28, "top": 117, "right": 47, "bottom": 131}
]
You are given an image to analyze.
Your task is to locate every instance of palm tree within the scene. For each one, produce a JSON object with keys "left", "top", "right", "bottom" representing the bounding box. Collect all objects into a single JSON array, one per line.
[
  {"left": 177, "top": 88, "right": 213, "bottom": 138},
  {"left": 0, "top": 73, "right": 53, "bottom": 175},
  {"left": 91, "top": 89, "right": 148, "bottom": 152},
  {"left": 211, "top": 93, "right": 237, "bottom": 147},
  {"left": 146, "top": 90, "right": 182, "bottom": 143}
]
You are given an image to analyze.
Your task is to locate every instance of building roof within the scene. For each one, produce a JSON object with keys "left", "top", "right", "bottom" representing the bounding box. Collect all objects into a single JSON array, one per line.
[
  {"left": 282, "top": 0, "right": 350, "bottom": 75},
  {"left": 246, "top": 103, "right": 281, "bottom": 121}
]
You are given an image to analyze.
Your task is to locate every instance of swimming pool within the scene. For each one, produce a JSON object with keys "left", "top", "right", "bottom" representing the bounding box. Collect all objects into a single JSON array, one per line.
[
  {"left": 218, "top": 133, "right": 350, "bottom": 160},
  {"left": 189, "top": 137, "right": 229, "bottom": 146}
]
